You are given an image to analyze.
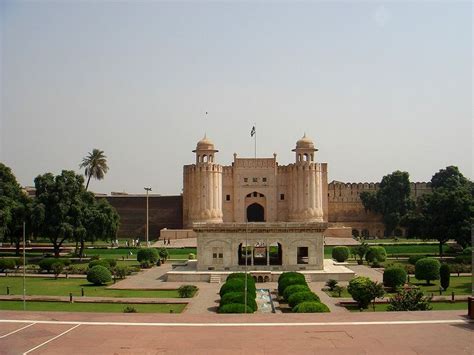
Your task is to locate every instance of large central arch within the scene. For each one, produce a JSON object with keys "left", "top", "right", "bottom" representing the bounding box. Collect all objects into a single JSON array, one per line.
[{"left": 247, "top": 203, "right": 265, "bottom": 222}]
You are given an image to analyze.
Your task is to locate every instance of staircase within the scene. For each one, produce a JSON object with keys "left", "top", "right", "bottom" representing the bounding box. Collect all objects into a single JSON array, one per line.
[
  {"left": 304, "top": 274, "right": 312, "bottom": 284},
  {"left": 209, "top": 274, "right": 221, "bottom": 284}
]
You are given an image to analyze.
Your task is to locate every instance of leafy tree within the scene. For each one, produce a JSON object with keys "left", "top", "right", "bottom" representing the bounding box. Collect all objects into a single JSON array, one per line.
[
  {"left": 360, "top": 171, "right": 413, "bottom": 236},
  {"left": 387, "top": 289, "right": 432, "bottom": 311},
  {"left": 0, "top": 163, "right": 32, "bottom": 255},
  {"left": 439, "top": 264, "right": 450, "bottom": 290},
  {"left": 351, "top": 242, "right": 369, "bottom": 265},
  {"left": 383, "top": 267, "right": 407, "bottom": 291},
  {"left": 419, "top": 166, "right": 473, "bottom": 256},
  {"left": 415, "top": 258, "right": 440, "bottom": 285},
  {"left": 79, "top": 149, "right": 109, "bottom": 191}
]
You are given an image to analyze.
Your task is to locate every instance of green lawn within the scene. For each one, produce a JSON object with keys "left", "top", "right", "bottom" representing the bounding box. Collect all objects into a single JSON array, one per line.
[
  {"left": 0, "top": 277, "right": 181, "bottom": 298},
  {"left": 0, "top": 300, "right": 185, "bottom": 313},
  {"left": 324, "top": 244, "right": 442, "bottom": 259},
  {"left": 324, "top": 288, "right": 352, "bottom": 298},
  {"left": 408, "top": 276, "right": 472, "bottom": 296},
  {"left": 345, "top": 301, "right": 468, "bottom": 312}
]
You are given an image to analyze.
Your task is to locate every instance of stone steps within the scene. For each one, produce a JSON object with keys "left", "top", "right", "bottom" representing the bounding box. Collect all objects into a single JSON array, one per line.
[{"left": 209, "top": 274, "right": 221, "bottom": 283}]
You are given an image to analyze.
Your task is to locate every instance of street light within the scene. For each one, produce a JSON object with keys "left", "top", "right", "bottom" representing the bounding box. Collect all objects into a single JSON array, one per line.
[{"left": 144, "top": 187, "right": 152, "bottom": 246}]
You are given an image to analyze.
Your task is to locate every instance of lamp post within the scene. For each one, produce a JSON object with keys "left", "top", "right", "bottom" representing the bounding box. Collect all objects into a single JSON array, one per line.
[{"left": 144, "top": 187, "right": 152, "bottom": 246}]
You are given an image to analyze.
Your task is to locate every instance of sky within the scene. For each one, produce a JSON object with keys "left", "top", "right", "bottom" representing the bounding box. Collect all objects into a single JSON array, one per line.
[{"left": 1, "top": 1, "right": 472, "bottom": 195}]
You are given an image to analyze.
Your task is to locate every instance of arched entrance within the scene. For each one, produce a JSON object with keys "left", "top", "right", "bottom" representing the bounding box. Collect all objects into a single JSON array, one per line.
[{"left": 247, "top": 203, "right": 265, "bottom": 222}]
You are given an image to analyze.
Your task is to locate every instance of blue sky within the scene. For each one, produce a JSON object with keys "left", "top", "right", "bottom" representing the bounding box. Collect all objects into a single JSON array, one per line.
[{"left": 1, "top": 1, "right": 472, "bottom": 194}]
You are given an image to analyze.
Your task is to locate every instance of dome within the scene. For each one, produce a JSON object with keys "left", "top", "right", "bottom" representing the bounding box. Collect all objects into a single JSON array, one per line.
[
  {"left": 295, "top": 133, "right": 316, "bottom": 150},
  {"left": 194, "top": 134, "right": 217, "bottom": 152}
]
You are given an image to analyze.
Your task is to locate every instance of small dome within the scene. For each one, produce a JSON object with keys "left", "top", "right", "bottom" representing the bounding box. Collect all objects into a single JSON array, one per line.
[
  {"left": 195, "top": 134, "right": 216, "bottom": 151},
  {"left": 295, "top": 133, "right": 315, "bottom": 149}
]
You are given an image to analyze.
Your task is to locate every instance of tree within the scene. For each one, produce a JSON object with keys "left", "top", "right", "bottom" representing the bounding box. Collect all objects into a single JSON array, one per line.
[
  {"left": 415, "top": 258, "right": 440, "bottom": 285},
  {"left": 351, "top": 242, "right": 369, "bottom": 265},
  {"left": 419, "top": 166, "right": 473, "bottom": 256},
  {"left": 348, "top": 276, "right": 385, "bottom": 310},
  {"left": 79, "top": 149, "right": 109, "bottom": 191},
  {"left": 0, "top": 163, "right": 32, "bottom": 255},
  {"left": 360, "top": 171, "right": 413, "bottom": 236},
  {"left": 31, "top": 170, "right": 119, "bottom": 257},
  {"left": 439, "top": 264, "right": 450, "bottom": 290}
]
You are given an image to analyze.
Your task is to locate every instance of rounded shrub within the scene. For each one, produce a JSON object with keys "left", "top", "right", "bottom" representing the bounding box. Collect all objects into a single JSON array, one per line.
[
  {"left": 365, "top": 246, "right": 387, "bottom": 265},
  {"left": 38, "top": 258, "right": 65, "bottom": 273},
  {"left": 332, "top": 246, "right": 350, "bottom": 262},
  {"left": 136, "top": 248, "right": 159, "bottom": 264},
  {"left": 383, "top": 267, "right": 407, "bottom": 290},
  {"left": 278, "top": 272, "right": 305, "bottom": 283},
  {"left": 226, "top": 273, "right": 256, "bottom": 287},
  {"left": 220, "top": 292, "right": 257, "bottom": 312},
  {"left": 114, "top": 265, "right": 130, "bottom": 279},
  {"left": 462, "top": 247, "right": 473, "bottom": 255},
  {"left": 288, "top": 291, "right": 320, "bottom": 308},
  {"left": 87, "top": 265, "right": 112, "bottom": 285},
  {"left": 218, "top": 303, "right": 254, "bottom": 314},
  {"left": 188, "top": 253, "right": 196, "bottom": 260},
  {"left": 415, "top": 258, "right": 440, "bottom": 285},
  {"left": 88, "top": 259, "right": 110, "bottom": 269},
  {"left": 178, "top": 285, "right": 198, "bottom": 298},
  {"left": 440, "top": 264, "right": 450, "bottom": 290},
  {"left": 278, "top": 276, "right": 307, "bottom": 295},
  {"left": 104, "top": 258, "right": 117, "bottom": 268},
  {"left": 219, "top": 279, "right": 256, "bottom": 297},
  {"left": 293, "top": 301, "right": 330, "bottom": 313},
  {"left": 282, "top": 284, "right": 311, "bottom": 302},
  {"left": 0, "top": 258, "right": 16, "bottom": 271}
]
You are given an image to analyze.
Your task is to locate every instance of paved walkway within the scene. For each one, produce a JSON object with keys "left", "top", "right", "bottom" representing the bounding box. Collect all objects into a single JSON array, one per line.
[
  {"left": 347, "top": 264, "right": 384, "bottom": 282},
  {"left": 0, "top": 295, "right": 188, "bottom": 304}
]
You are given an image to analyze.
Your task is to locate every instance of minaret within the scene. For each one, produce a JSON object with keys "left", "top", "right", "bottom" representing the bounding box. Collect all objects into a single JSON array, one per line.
[
  {"left": 288, "top": 134, "right": 324, "bottom": 222},
  {"left": 186, "top": 135, "right": 223, "bottom": 224}
]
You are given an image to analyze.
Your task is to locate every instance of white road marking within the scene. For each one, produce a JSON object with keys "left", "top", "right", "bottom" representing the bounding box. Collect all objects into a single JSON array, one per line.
[
  {"left": 0, "top": 319, "right": 471, "bottom": 328},
  {"left": 22, "top": 324, "right": 80, "bottom": 355},
  {"left": 0, "top": 323, "right": 36, "bottom": 338}
]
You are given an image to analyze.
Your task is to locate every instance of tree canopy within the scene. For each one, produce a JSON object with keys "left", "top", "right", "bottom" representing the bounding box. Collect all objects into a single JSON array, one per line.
[
  {"left": 79, "top": 149, "right": 109, "bottom": 191},
  {"left": 360, "top": 170, "right": 413, "bottom": 236}
]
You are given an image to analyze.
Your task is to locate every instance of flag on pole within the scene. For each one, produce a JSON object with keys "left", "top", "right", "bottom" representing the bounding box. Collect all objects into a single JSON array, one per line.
[{"left": 250, "top": 126, "right": 256, "bottom": 137}]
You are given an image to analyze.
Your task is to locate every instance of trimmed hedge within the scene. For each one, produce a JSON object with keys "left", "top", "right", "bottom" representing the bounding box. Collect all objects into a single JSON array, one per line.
[
  {"left": 293, "top": 301, "right": 330, "bottom": 313},
  {"left": 226, "top": 273, "right": 256, "bottom": 287},
  {"left": 220, "top": 291, "right": 258, "bottom": 312},
  {"left": 383, "top": 267, "right": 407, "bottom": 290},
  {"left": 219, "top": 279, "right": 256, "bottom": 298},
  {"left": 332, "top": 246, "right": 350, "bottom": 262},
  {"left": 218, "top": 303, "right": 254, "bottom": 314},
  {"left": 415, "top": 258, "right": 440, "bottom": 285},
  {"left": 87, "top": 265, "right": 112, "bottom": 285},
  {"left": 288, "top": 291, "right": 320, "bottom": 308},
  {"left": 136, "top": 248, "right": 159, "bottom": 264},
  {"left": 278, "top": 276, "right": 307, "bottom": 295},
  {"left": 365, "top": 246, "right": 387, "bottom": 265},
  {"left": 408, "top": 255, "right": 427, "bottom": 265},
  {"left": 88, "top": 259, "right": 110, "bottom": 269},
  {"left": 278, "top": 272, "right": 305, "bottom": 283},
  {"left": 38, "top": 258, "right": 70, "bottom": 273},
  {"left": 282, "top": 284, "right": 311, "bottom": 302}
]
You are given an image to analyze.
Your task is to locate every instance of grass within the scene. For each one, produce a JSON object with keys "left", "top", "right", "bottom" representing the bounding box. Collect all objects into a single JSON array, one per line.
[
  {"left": 324, "top": 288, "right": 352, "bottom": 298},
  {"left": 0, "top": 277, "right": 181, "bottom": 298},
  {"left": 0, "top": 300, "right": 186, "bottom": 313},
  {"left": 324, "top": 244, "right": 442, "bottom": 259},
  {"left": 345, "top": 301, "right": 468, "bottom": 312},
  {"left": 408, "top": 276, "right": 472, "bottom": 296}
]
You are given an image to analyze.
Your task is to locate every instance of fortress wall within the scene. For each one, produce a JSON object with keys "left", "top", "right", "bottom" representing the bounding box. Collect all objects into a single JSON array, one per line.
[{"left": 103, "top": 195, "right": 183, "bottom": 238}]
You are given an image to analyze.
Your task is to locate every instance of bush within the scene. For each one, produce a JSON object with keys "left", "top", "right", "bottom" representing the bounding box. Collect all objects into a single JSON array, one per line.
[
  {"left": 440, "top": 264, "right": 450, "bottom": 290},
  {"left": 38, "top": 258, "right": 65, "bottom": 273},
  {"left": 137, "top": 248, "right": 159, "bottom": 264},
  {"left": 282, "top": 284, "right": 311, "bottom": 302},
  {"left": 278, "top": 276, "right": 307, "bottom": 295},
  {"left": 140, "top": 261, "right": 151, "bottom": 269},
  {"left": 383, "top": 267, "right": 407, "bottom": 290},
  {"left": 454, "top": 255, "right": 472, "bottom": 265},
  {"left": 104, "top": 258, "right": 117, "bottom": 268},
  {"left": 365, "top": 246, "right": 387, "bottom": 266},
  {"left": 220, "top": 292, "right": 258, "bottom": 312},
  {"left": 219, "top": 279, "right": 256, "bottom": 297},
  {"left": 114, "top": 265, "right": 130, "bottom": 279},
  {"left": 293, "top": 301, "right": 330, "bottom": 313},
  {"left": 387, "top": 289, "right": 432, "bottom": 311},
  {"left": 415, "top": 258, "right": 440, "bottom": 285},
  {"left": 404, "top": 264, "right": 415, "bottom": 275},
  {"left": 218, "top": 303, "right": 254, "bottom": 314},
  {"left": 332, "top": 246, "right": 350, "bottom": 262},
  {"left": 178, "top": 285, "right": 198, "bottom": 298},
  {"left": 408, "top": 255, "right": 428, "bottom": 265},
  {"left": 462, "top": 247, "right": 473, "bottom": 255},
  {"left": 88, "top": 259, "right": 110, "bottom": 269},
  {"left": 0, "top": 258, "right": 16, "bottom": 272},
  {"left": 325, "top": 279, "right": 338, "bottom": 291},
  {"left": 449, "top": 263, "right": 471, "bottom": 276},
  {"left": 159, "top": 248, "right": 169, "bottom": 262},
  {"left": 67, "top": 264, "right": 88, "bottom": 275},
  {"left": 348, "top": 277, "right": 381, "bottom": 310},
  {"left": 226, "top": 273, "right": 256, "bottom": 287},
  {"left": 278, "top": 272, "right": 305, "bottom": 283},
  {"left": 123, "top": 306, "right": 137, "bottom": 313},
  {"left": 188, "top": 253, "right": 196, "bottom": 260},
  {"left": 87, "top": 265, "right": 112, "bottom": 285},
  {"left": 51, "top": 262, "right": 64, "bottom": 279},
  {"left": 288, "top": 291, "right": 320, "bottom": 308}
]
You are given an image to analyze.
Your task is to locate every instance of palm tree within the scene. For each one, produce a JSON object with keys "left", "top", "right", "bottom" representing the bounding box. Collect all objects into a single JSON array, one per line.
[{"left": 80, "top": 149, "right": 109, "bottom": 191}]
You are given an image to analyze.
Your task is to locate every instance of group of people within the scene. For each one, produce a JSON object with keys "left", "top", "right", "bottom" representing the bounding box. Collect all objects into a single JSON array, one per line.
[
  {"left": 125, "top": 239, "right": 142, "bottom": 247},
  {"left": 163, "top": 238, "right": 172, "bottom": 245}
]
